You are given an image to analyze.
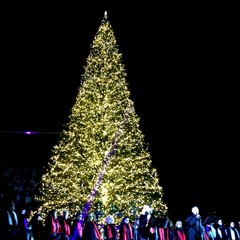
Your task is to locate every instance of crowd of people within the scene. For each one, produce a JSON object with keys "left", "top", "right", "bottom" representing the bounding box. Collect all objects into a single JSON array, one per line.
[
  {"left": 0, "top": 201, "right": 239, "bottom": 240},
  {"left": 0, "top": 165, "right": 239, "bottom": 240},
  {"left": 0, "top": 165, "right": 39, "bottom": 212}
]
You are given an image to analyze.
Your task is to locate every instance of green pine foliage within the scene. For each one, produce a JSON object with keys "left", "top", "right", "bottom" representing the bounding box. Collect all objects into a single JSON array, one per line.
[{"left": 35, "top": 11, "right": 167, "bottom": 223}]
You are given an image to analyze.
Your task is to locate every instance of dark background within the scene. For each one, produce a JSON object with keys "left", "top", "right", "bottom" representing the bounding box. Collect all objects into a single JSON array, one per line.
[{"left": 0, "top": 3, "right": 239, "bottom": 222}]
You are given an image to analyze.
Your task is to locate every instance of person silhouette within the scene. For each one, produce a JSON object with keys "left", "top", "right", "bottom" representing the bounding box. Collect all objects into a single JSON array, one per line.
[{"left": 186, "top": 206, "right": 205, "bottom": 240}]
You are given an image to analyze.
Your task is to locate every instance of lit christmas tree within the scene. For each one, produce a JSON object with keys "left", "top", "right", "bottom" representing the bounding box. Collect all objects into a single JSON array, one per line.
[{"left": 35, "top": 11, "right": 167, "bottom": 223}]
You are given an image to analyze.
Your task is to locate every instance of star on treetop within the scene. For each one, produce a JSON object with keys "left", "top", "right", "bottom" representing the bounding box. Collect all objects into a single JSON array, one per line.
[{"left": 104, "top": 11, "right": 108, "bottom": 19}]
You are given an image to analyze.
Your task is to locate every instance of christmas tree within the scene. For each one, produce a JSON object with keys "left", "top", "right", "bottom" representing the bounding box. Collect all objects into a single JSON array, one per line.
[{"left": 35, "top": 11, "right": 167, "bottom": 223}]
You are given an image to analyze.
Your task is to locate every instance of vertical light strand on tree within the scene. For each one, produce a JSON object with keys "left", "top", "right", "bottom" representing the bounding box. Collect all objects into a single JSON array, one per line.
[{"left": 81, "top": 103, "right": 133, "bottom": 219}]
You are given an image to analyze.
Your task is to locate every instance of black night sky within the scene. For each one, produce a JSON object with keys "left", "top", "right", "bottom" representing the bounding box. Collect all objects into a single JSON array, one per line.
[{"left": 0, "top": 3, "right": 239, "bottom": 222}]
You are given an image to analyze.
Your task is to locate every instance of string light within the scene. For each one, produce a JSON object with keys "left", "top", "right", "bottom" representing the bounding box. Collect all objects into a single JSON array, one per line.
[{"left": 34, "top": 11, "right": 168, "bottom": 224}]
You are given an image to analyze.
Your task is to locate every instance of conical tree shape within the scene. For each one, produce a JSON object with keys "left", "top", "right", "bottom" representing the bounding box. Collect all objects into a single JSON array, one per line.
[{"left": 35, "top": 11, "right": 167, "bottom": 222}]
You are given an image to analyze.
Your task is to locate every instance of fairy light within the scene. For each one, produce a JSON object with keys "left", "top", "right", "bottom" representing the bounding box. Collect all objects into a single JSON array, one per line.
[{"left": 34, "top": 11, "right": 168, "bottom": 224}]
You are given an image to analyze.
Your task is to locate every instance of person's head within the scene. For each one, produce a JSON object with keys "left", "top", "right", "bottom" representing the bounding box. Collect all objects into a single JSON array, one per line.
[
  {"left": 87, "top": 212, "right": 96, "bottom": 222},
  {"left": 230, "top": 221, "right": 235, "bottom": 228},
  {"left": 76, "top": 212, "right": 83, "bottom": 220},
  {"left": 135, "top": 218, "right": 140, "bottom": 225},
  {"left": 217, "top": 219, "right": 223, "bottom": 225},
  {"left": 175, "top": 220, "right": 183, "bottom": 228},
  {"left": 106, "top": 215, "right": 114, "bottom": 224},
  {"left": 37, "top": 214, "right": 42, "bottom": 221},
  {"left": 168, "top": 219, "right": 173, "bottom": 228},
  {"left": 191, "top": 206, "right": 199, "bottom": 215},
  {"left": 51, "top": 209, "right": 58, "bottom": 219},
  {"left": 141, "top": 205, "right": 152, "bottom": 215},
  {"left": 7, "top": 200, "right": 16, "bottom": 211},
  {"left": 21, "top": 209, "right": 26, "bottom": 215},
  {"left": 122, "top": 216, "right": 130, "bottom": 224}
]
